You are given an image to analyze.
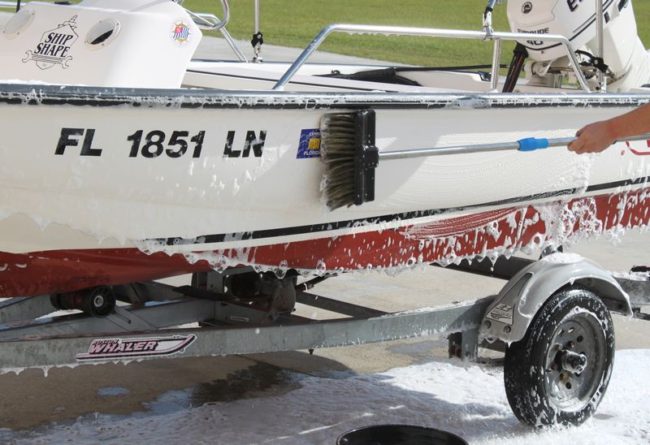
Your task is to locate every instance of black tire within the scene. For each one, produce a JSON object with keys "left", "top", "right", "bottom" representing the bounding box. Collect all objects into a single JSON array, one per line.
[{"left": 504, "top": 287, "right": 614, "bottom": 426}]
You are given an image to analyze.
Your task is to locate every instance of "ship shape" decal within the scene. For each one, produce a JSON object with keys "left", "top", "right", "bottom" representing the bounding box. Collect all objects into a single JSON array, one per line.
[{"left": 23, "top": 15, "right": 79, "bottom": 70}]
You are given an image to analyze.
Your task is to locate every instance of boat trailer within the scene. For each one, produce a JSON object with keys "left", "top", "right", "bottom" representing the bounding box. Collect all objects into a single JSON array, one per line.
[{"left": 0, "top": 254, "right": 648, "bottom": 426}]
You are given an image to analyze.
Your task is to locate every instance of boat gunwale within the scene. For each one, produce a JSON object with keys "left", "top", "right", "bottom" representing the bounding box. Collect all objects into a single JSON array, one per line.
[{"left": 1, "top": 82, "right": 650, "bottom": 110}]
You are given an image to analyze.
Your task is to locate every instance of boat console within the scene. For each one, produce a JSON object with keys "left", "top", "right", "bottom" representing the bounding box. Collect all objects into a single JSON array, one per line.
[
  {"left": 2, "top": 0, "right": 650, "bottom": 94},
  {"left": 0, "top": 0, "right": 201, "bottom": 88}
]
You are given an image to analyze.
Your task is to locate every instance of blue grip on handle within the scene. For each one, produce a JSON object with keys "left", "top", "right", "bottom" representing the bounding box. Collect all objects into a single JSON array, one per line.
[{"left": 517, "top": 137, "right": 549, "bottom": 152}]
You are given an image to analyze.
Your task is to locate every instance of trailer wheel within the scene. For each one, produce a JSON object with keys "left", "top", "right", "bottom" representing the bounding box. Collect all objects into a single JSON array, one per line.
[{"left": 504, "top": 287, "right": 614, "bottom": 426}]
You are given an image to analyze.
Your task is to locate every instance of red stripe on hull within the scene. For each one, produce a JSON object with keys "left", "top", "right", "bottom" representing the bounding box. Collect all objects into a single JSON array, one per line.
[
  {"left": 0, "top": 250, "right": 211, "bottom": 298},
  {"left": 1, "top": 188, "right": 648, "bottom": 297}
]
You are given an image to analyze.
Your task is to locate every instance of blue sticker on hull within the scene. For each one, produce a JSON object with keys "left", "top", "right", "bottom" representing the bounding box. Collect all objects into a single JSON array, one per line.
[{"left": 297, "top": 129, "right": 321, "bottom": 159}]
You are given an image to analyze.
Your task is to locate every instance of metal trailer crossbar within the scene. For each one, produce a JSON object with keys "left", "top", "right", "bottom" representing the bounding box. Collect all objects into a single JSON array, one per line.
[{"left": 0, "top": 255, "right": 648, "bottom": 426}]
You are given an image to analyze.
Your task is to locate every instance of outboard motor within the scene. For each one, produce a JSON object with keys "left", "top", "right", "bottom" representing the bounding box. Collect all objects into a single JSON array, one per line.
[
  {"left": 0, "top": 0, "right": 202, "bottom": 88},
  {"left": 506, "top": 0, "right": 650, "bottom": 91}
]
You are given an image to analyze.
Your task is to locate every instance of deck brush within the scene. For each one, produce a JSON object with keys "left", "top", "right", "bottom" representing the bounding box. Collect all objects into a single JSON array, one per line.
[
  {"left": 320, "top": 109, "right": 650, "bottom": 211},
  {"left": 321, "top": 110, "right": 378, "bottom": 210}
]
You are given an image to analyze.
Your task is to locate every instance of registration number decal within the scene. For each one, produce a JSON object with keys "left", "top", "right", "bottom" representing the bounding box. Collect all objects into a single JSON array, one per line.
[{"left": 55, "top": 128, "right": 267, "bottom": 158}]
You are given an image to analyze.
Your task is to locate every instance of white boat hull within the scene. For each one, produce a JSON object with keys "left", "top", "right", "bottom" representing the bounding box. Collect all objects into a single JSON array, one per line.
[{"left": 0, "top": 86, "right": 649, "bottom": 296}]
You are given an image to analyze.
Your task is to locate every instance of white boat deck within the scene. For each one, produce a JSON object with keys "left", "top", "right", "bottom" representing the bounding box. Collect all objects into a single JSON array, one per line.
[{"left": 183, "top": 60, "right": 491, "bottom": 93}]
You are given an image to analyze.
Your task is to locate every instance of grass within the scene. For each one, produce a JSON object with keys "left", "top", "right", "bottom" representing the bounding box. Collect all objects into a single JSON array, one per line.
[
  {"left": 185, "top": 0, "right": 650, "bottom": 66},
  {"left": 187, "top": 0, "right": 515, "bottom": 66}
]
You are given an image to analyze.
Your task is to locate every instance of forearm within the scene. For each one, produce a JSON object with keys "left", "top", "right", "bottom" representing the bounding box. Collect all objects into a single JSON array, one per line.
[{"left": 605, "top": 102, "right": 650, "bottom": 141}]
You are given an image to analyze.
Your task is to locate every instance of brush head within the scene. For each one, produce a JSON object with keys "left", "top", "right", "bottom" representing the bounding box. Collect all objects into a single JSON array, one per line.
[{"left": 321, "top": 110, "right": 378, "bottom": 210}]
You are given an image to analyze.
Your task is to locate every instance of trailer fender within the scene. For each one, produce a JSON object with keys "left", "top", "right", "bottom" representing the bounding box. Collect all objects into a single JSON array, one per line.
[{"left": 480, "top": 253, "right": 632, "bottom": 344}]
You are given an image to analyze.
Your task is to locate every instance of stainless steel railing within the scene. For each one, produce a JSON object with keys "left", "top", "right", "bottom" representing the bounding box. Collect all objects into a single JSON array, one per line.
[
  {"left": 185, "top": 0, "right": 247, "bottom": 62},
  {"left": 271, "top": 24, "right": 591, "bottom": 92}
]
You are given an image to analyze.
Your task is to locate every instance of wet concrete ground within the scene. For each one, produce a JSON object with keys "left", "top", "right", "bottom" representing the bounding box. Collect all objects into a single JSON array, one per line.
[{"left": 0, "top": 340, "right": 450, "bottom": 431}]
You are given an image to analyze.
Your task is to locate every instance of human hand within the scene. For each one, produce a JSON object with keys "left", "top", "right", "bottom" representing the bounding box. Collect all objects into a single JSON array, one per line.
[{"left": 567, "top": 121, "right": 617, "bottom": 154}]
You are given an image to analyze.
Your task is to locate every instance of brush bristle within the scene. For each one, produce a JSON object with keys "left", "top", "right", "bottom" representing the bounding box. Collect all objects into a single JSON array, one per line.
[{"left": 321, "top": 113, "right": 359, "bottom": 210}]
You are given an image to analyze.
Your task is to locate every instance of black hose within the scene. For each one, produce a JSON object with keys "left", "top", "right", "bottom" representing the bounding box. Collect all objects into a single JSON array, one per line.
[{"left": 502, "top": 43, "right": 528, "bottom": 93}]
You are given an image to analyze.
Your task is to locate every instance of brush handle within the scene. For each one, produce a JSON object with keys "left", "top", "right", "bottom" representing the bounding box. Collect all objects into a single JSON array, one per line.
[
  {"left": 517, "top": 136, "right": 579, "bottom": 151},
  {"left": 379, "top": 134, "right": 650, "bottom": 160}
]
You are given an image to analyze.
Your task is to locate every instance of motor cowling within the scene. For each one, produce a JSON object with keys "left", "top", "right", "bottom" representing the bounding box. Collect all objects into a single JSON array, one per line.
[{"left": 506, "top": 0, "right": 650, "bottom": 91}]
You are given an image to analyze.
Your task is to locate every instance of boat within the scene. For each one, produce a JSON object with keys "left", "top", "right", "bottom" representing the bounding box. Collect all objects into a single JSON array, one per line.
[
  {"left": 0, "top": 0, "right": 648, "bottom": 299},
  {"left": 1, "top": 0, "right": 650, "bottom": 428}
]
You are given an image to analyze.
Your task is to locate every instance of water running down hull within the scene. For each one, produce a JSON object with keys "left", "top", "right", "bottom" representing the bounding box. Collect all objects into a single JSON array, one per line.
[{"left": 1, "top": 186, "right": 647, "bottom": 297}]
